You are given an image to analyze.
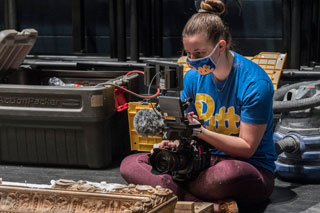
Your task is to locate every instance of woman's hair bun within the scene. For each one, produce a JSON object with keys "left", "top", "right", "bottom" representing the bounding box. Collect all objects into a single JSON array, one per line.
[{"left": 200, "top": 0, "right": 225, "bottom": 16}]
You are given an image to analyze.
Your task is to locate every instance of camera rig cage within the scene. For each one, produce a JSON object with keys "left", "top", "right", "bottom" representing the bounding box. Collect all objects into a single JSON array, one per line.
[
  {"left": 144, "top": 60, "right": 200, "bottom": 140},
  {"left": 144, "top": 59, "right": 183, "bottom": 96}
]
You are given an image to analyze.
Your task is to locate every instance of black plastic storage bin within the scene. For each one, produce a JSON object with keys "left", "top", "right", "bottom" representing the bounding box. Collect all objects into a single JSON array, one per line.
[
  {"left": 0, "top": 69, "right": 141, "bottom": 169},
  {"left": 0, "top": 84, "right": 116, "bottom": 168}
]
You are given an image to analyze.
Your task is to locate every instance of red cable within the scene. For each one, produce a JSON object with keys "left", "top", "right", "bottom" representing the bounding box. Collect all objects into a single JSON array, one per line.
[
  {"left": 120, "top": 69, "right": 160, "bottom": 98},
  {"left": 107, "top": 83, "right": 161, "bottom": 99},
  {"left": 125, "top": 70, "right": 145, "bottom": 76}
]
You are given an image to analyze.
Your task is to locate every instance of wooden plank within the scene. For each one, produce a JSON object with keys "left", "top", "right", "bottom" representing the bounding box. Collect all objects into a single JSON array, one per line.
[
  {"left": 175, "top": 201, "right": 195, "bottom": 213},
  {"left": 195, "top": 202, "right": 213, "bottom": 213}
]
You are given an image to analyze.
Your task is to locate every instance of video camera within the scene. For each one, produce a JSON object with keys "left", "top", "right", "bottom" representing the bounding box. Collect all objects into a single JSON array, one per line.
[{"left": 143, "top": 60, "right": 211, "bottom": 182}]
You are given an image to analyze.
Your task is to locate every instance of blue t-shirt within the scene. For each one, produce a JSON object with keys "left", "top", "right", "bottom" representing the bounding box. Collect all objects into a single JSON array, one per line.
[{"left": 181, "top": 51, "right": 277, "bottom": 172}]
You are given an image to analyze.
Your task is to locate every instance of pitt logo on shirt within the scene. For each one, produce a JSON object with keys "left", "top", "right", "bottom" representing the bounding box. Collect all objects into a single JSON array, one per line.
[{"left": 195, "top": 94, "right": 240, "bottom": 135}]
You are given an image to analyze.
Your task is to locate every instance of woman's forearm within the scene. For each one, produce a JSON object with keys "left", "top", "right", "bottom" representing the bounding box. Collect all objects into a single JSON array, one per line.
[{"left": 198, "top": 127, "right": 256, "bottom": 158}]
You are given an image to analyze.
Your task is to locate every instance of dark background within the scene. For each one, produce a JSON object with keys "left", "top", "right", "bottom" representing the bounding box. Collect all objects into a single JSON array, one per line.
[{"left": 0, "top": 0, "right": 319, "bottom": 68}]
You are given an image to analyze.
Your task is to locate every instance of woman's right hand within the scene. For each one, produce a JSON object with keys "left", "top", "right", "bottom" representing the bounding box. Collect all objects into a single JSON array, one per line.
[{"left": 186, "top": 112, "right": 201, "bottom": 125}]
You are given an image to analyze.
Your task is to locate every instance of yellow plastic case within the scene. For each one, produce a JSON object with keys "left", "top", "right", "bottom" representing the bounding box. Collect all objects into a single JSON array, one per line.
[
  {"left": 248, "top": 52, "right": 287, "bottom": 90},
  {"left": 128, "top": 102, "right": 162, "bottom": 152}
]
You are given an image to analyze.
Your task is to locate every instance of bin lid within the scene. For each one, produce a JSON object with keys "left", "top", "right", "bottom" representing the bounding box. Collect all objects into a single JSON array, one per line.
[{"left": 0, "top": 29, "right": 38, "bottom": 71}]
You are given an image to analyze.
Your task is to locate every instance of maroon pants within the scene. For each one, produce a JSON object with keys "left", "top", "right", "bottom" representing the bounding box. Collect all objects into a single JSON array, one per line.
[{"left": 120, "top": 153, "right": 274, "bottom": 206}]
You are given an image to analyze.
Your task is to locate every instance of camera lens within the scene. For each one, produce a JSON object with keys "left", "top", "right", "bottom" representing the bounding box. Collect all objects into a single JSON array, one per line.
[
  {"left": 150, "top": 148, "right": 192, "bottom": 174},
  {"left": 149, "top": 140, "right": 211, "bottom": 181},
  {"left": 152, "top": 149, "right": 175, "bottom": 173}
]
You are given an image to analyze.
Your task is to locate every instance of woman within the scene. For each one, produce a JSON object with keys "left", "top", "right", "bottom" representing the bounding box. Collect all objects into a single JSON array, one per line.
[{"left": 120, "top": 0, "right": 277, "bottom": 208}]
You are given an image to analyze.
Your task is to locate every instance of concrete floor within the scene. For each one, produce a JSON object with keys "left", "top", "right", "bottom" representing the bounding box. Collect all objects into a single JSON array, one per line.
[
  {"left": 0, "top": 158, "right": 319, "bottom": 213},
  {"left": 266, "top": 179, "right": 320, "bottom": 213}
]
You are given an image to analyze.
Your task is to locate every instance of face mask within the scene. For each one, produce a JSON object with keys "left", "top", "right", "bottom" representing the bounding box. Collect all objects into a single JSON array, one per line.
[{"left": 187, "top": 42, "right": 220, "bottom": 75}]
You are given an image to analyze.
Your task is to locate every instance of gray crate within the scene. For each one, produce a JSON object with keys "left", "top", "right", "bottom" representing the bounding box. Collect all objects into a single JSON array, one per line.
[{"left": 0, "top": 84, "right": 116, "bottom": 168}]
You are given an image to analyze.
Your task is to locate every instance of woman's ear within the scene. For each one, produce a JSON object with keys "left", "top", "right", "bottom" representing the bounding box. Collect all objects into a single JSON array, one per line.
[{"left": 218, "top": 40, "right": 227, "bottom": 53}]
